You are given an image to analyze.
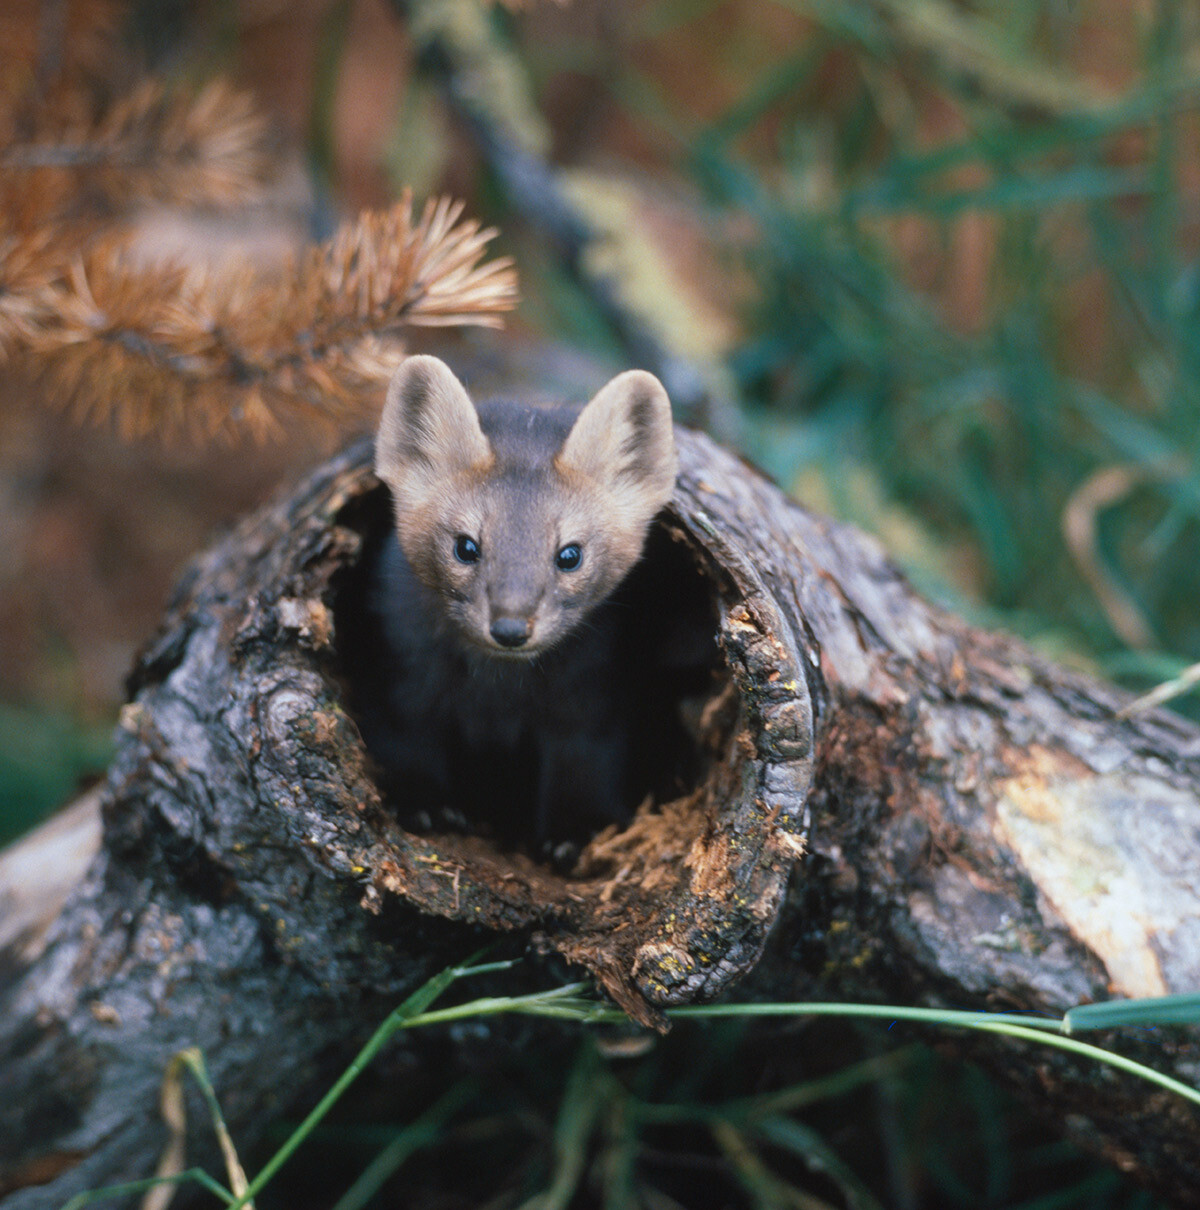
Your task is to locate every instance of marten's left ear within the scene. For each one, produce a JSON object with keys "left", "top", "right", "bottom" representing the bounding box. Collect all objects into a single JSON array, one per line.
[
  {"left": 557, "top": 370, "right": 677, "bottom": 522},
  {"left": 375, "top": 355, "right": 492, "bottom": 511}
]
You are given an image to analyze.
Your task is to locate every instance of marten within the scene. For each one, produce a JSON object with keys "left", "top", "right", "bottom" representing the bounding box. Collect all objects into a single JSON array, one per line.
[{"left": 364, "top": 355, "right": 678, "bottom": 841}]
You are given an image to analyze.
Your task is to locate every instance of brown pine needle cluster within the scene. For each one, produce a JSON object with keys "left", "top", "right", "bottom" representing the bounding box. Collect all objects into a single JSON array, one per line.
[
  {"left": 0, "top": 79, "right": 274, "bottom": 227},
  {"left": 1, "top": 4, "right": 519, "bottom": 445},
  {"left": 4, "top": 193, "right": 517, "bottom": 441}
]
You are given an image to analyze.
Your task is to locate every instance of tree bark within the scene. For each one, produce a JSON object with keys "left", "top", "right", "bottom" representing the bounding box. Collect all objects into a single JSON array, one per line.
[{"left": 2, "top": 428, "right": 1198, "bottom": 1208}]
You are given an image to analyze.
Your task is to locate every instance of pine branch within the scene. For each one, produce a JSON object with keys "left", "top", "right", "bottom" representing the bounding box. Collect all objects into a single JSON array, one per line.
[
  {"left": 6, "top": 193, "right": 517, "bottom": 441},
  {"left": 0, "top": 227, "right": 60, "bottom": 351},
  {"left": 0, "top": 16, "right": 517, "bottom": 444},
  {"left": 0, "top": 79, "right": 274, "bottom": 225}
]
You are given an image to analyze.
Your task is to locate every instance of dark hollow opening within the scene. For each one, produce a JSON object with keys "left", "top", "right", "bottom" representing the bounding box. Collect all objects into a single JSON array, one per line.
[{"left": 332, "top": 489, "right": 734, "bottom": 857}]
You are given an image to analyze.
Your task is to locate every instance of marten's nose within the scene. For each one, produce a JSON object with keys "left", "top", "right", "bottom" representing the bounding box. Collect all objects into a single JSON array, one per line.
[{"left": 490, "top": 617, "right": 531, "bottom": 648}]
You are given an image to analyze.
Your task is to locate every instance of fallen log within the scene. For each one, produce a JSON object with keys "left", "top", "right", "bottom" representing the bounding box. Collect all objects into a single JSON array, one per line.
[{"left": 2, "top": 424, "right": 1198, "bottom": 1208}]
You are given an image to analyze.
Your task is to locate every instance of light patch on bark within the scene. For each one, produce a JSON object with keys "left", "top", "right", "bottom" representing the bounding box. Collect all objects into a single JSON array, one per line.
[
  {"left": 994, "top": 747, "right": 1200, "bottom": 997},
  {"left": 0, "top": 789, "right": 103, "bottom": 962}
]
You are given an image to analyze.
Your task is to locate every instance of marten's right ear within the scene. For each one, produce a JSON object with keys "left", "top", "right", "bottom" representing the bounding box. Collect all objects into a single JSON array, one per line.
[
  {"left": 558, "top": 370, "right": 677, "bottom": 529},
  {"left": 375, "top": 356, "right": 492, "bottom": 504}
]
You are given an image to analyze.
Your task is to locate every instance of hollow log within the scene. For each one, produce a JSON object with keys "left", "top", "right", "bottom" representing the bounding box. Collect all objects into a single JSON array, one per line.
[{"left": 2, "top": 428, "right": 1199, "bottom": 1208}]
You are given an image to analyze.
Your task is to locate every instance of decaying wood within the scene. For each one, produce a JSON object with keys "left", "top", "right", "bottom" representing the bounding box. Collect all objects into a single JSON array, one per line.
[{"left": 2, "top": 427, "right": 1198, "bottom": 1208}]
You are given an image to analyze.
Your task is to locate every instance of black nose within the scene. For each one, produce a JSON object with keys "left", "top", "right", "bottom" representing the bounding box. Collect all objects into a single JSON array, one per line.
[{"left": 490, "top": 617, "right": 531, "bottom": 648}]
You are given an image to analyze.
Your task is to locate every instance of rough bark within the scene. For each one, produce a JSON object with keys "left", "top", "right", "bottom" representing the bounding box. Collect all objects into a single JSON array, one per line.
[{"left": 2, "top": 429, "right": 1198, "bottom": 1208}]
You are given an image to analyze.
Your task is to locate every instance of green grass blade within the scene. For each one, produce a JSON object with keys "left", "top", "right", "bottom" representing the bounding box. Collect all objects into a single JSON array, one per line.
[
  {"left": 967, "top": 1022, "right": 1200, "bottom": 1108},
  {"left": 399, "top": 982, "right": 597, "bottom": 1029},
  {"left": 400, "top": 988, "right": 1200, "bottom": 1112},
  {"left": 752, "top": 1115, "right": 886, "bottom": 1210},
  {"left": 850, "top": 165, "right": 1146, "bottom": 218},
  {"left": 1065, "top": 993, "right": 1200, "bottom": 1033},
  {"left": 330, "top": 1083, "right": 477, "bottom": 1210},
  {"left": 518, "top": 1042, "right": 608, "bottom": 1210},
  {"left": 228, "top": 952, "right": 510, "bottom": 1209},
  {"left": 710, "top": 1120, "right": 806, "bottom": 1210},
  {"left": 61, "top": 1169, "right": 235, "bottom": 1210},
  {"left": 733, "top": 1049, "right": 913, "bottom": 1120},
  {"left": 701, "top": 42, "right": 831, "bottom": 146},
  {"left": 667, "top": 1001, "right": 1066, "bottom": 1032},
  {"left": 600, "top": 1093, "right": 639, "bottom": 1210},
  {"left": 666, "top": 1002, "right": 1200, "bottom": 1109}
]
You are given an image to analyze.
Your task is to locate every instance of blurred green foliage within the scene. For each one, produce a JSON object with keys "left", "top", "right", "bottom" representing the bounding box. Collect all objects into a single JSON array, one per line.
[
  {"left": 0, "top": 704, "right": 112, "bottom": 847},
  {"left": 698, "top": 2, "right": 1200, "bottom": 700},
  {"left": 522, "top": 0, "right": 1200, "bottom": 707},
  {"left": 261, "top": 1018, "right": 1167, "bottom": 1210}
]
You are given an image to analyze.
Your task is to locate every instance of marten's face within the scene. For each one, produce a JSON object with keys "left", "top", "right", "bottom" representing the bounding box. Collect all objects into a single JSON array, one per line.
[
  {"left": 375, "top": 356, "right": 677, "bottom": 658},
  {"left": 397, "top": 465, "right": 649, "bottom": 658}
]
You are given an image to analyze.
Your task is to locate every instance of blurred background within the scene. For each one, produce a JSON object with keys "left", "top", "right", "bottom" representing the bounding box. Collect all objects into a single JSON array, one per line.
[
  {"left": 1, "top": 3, "right": 1197, "bottom": 1205},
  {"left": 4, "top": 0, "right": 1200, "bottom": 843}
]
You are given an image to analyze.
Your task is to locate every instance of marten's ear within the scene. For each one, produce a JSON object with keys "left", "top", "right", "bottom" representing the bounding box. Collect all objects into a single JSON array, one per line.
[
  {"left": 375, "top": 357, "right": 492, "bottom": 502},
  {"left": 557, "top": 370, "right": 677, "bottom": 524}
]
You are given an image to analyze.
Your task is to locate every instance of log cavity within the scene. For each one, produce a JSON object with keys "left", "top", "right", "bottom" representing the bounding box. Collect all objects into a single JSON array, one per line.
[
  {"left": 332, "top": 489, "right": 737, "bottom": 861},
  {"left": 115, "top": 435, "right": 811, "bottom": 1020}
]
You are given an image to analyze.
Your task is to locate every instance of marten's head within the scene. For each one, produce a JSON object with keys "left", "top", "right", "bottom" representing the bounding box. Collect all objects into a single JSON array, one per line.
[{"left": 374, "top": 356, "right": 677, "bottom": 657}]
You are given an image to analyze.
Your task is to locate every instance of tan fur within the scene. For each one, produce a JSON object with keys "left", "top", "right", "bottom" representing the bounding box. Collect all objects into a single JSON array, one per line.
[
  {"left": 556, "top": 369, "right": 677, "bottom": 536},
  {"left": 375, "top": 355, "right": 494, "bottom": 525}
]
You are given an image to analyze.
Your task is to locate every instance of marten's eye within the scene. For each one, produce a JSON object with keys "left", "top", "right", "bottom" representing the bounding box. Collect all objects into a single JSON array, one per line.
[
  {"left": 555, "top": 543, "right": 583, "bottom": 572},
  {"left": 454, "top": 535, "right": 481, "bottom": 564}
]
